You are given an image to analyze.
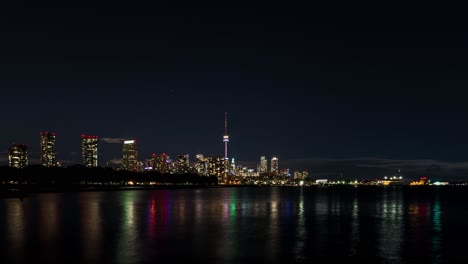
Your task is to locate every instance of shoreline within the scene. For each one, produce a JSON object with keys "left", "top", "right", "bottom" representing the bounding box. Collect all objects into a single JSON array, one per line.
[{"left": 0, "top": 183, "right": 456, "bottom": 198}]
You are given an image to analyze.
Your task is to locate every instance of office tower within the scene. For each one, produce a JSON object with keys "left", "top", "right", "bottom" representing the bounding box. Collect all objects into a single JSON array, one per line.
[
  {"left": 151, "top": 153, "right": 169, "bottom": 173},
  {"left": 206, "top": 156, "right": 225, "bottom": 180},
  {"left": 271, "top": 156, "right": 278, "bottom": 174},
  {"left": 82, "top": 134, "right": 98, "bottom": 167},
  {"left": 231, "top": 158, "right": 236, "bottom": 172},
  {"left": 259, "top": 156, "right": 268, "bottom": 174},
  {"left": 176, "top": 154, "right": 190, "bottom": 173},
  {"left": 40, "top": 132, "right": 56, "bottom": 167},
  {"left": 8, "top": 144, "right": 28, "bottom": 168},
  {"left": 195, "top": 154, "right": 208, "bottom": 176},
  {"left": 122, "top": 140, "right": 138, "bottom": 171}
]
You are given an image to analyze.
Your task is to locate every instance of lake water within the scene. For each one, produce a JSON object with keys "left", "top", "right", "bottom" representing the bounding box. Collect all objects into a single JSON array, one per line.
[{"left": 1, "top": 186, "right": 467, "bottom": 264}]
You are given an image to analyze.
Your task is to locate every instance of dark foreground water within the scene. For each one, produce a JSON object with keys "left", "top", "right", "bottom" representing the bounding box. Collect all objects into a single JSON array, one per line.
[{"left": 1, "top": 186, "right": 468, "bottom": 264}]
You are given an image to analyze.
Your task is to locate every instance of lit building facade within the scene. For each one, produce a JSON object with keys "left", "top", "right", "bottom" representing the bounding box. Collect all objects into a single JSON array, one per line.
[
  {"left": 206, "top": 156, "right": 225, "bottom": 180},
  {"left": 176, "top": 154, "right": 190, "bottom": 174},
  {"left": 8, "top": 144, "right": 28, "bottom": 168},
  {"left": 150, "top": 153, "right": 169, "bottom": 173},
  {"left": 122, "top": 140, "right": 138, "bottom": 171},
  {"left": 82, "top": 135, "right": 98, "bottom": 167},
  {"left": 258, "top": 156, "right": 268, "bottom": 174},
  {"left": 271, "top": 157, "right": 279, "bottom": 174},
  {"left": 280, "top": 168, "right": 290, "bottom": 177},
  {"left": 40, "top": 132, "right": 56, "bottom": 167},
  {"left": 195, "top": 154, "right": 209, "bottom": 176},
  {"left": 294, "top": 170, "right": 309, "bottom": 180},
  {"left": 231, "top": 158, "right": 236, "bottom": 171}
]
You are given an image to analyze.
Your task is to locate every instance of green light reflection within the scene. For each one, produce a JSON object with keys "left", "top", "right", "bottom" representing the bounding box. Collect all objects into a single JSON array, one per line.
[
  {"left": 115, "top": 192, "right": 138, "bottom": 264},
  {"left": 432, "top": 196, "right": 442, "bottom": 263}
]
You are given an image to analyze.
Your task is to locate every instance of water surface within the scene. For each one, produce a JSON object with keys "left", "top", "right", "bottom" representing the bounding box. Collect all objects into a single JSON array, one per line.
[{"left": 1, "top": 186, "right": 467, "bottom": 263}]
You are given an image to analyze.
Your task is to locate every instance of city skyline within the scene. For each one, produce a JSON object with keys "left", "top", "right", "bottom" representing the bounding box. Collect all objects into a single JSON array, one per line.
[
  {"left": 3, "top": 127, "right": 468, "bottom": 181},
  {"left": 2, "top": 129, "right": 289, "bottom": 173},
  {"left": 2, "top": 1, "right": 468, "bottom": 180},
  {"left": 2, "top": 2, "right": 468, "bottom": 264}
]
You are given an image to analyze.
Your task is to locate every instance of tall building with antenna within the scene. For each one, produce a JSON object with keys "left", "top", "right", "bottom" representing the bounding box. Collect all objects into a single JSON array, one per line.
[
  {"left": 223, "top": 112, "right": 230, "bottom": 182},
  {"left": 223, "top": 112, "right": 229, "bottom": 160}
]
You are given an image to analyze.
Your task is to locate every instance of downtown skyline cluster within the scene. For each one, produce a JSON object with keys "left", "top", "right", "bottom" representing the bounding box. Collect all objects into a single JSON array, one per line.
[
  {"left": 4, "top": 128, "right": 468, "bottom": 182},
  {"left": 5, "top": 130, "right": 310, "bottom": 182}
]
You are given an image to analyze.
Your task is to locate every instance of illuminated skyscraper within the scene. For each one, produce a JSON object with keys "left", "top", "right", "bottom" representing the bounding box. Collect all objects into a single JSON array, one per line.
[
  {"left": 231, "top": 158, "right": 236, "bottom": 172},
  {"left": 82, "top": 134, "right": 98, "bottom": 167},
  {"left": 222, "top": 112, "right": 230, "bottom": 181},
  {"left": 206, "top": 156, "right": 225, "bottom": 180},
  {"left": 150, "top": 153, "right": 169, "bottom": 173},
  {"left": 195, "top": 154, "right": 208, "bottom": 176},
  {"left": 223, "top": 112, "right": 229, "bottom": 160},
  {"left": 258, "top": 156, "right": 268, "bottom": 174},
  {"left": 40, "top": 132, "right": 56, "bottom": 167},
  {"left": 271, "top": 156, "right": 278, "bottom": 174},
  {"left": 122, "top": 140, "right": 138, "bottom": 171},
  {"left": 8, "top": 144, "right": 28, "bottom": 168}
]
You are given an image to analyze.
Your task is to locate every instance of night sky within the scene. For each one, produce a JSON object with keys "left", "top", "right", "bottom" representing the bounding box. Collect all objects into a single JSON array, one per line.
[{"left": 2, "top": 0, "right": 468, "bottom": 180}]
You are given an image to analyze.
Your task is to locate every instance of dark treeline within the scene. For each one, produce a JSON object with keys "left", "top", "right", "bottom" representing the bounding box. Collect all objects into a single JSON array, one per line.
[{"left": 0, "top": 165, "right": 218, "bottom": 186}]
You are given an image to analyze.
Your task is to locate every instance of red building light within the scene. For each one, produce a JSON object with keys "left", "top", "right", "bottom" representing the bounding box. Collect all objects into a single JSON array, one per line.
[{"left": 82, "top": 134, "right": 98, "bottom": 139}]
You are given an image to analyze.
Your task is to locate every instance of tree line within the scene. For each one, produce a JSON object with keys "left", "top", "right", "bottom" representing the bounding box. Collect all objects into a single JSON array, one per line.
[{"left": 0, "top": 165, "right": 218, "bottom": 186}]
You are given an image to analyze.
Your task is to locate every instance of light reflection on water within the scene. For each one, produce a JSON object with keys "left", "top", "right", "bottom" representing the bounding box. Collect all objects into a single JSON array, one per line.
[
  {"left": 6, "top": 200, "right": 26, "bottom": 263},
  {"left": 79, "top": 192, "right": 102, "bottom": 263},
  {"left": 115, "top": 191, "right": 142, "bottom": 264},
  {"left": 294, "top": 188, "right": 306, "bottom": 262},
  {"left": 349, "top": 196, "right": 359, "bottom": 256},
  {"left": 432, "top": 193, "right": 443, "bottom": 264},
  {"left": 377, "top": 188, "right": 404, "bottom": 263},
  {"left": 0, "top": 186, "right": 462, "bottom": 263},
  {"left": 39, "top": 194, "right": 60, "bottom": 263}
]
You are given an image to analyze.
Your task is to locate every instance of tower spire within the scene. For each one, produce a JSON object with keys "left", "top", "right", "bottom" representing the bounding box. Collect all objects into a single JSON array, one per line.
[
  {"left": 225, "top": 112, "right": 227, "bottom": 135},
  {"left": 222, "top": 112, "right": 230, "bottom": 183},
  {"left": 223, "top": 112, "right": 229, "bottom": 159}
]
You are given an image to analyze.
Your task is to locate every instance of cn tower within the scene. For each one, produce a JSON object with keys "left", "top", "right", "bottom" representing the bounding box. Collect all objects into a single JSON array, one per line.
[{"left": 223, "top": 112, "right": 229, "bottom": 160}]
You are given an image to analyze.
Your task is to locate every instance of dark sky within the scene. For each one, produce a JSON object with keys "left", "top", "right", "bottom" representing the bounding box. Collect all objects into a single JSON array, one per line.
[{"left": 2, "top": 0, "right": 468, "bottom": 180}]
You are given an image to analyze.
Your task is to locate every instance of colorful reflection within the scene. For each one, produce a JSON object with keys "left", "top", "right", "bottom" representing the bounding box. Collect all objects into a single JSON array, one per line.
[
  {"left": 148, "top": 198, "right": 157, "bottom": 239},
  {"left": 432, "top": 195, "right": 443, "bottom": 262},
  {"left": 407, "top": 197, "right": 433, "bottom": 261},
  {"left": 217, "top": 188, "right": 238, "bottom": 260},
  {"left": 115, "top": 192, "right": 139, "bottom": 264},
  {"left": 147, "top": 190, "right": 172, "bottom": 234}
]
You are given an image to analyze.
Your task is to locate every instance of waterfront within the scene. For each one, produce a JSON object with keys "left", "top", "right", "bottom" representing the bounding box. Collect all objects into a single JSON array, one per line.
[{"left": 1, "top": 186, "right": 467, "bottom": 263}]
